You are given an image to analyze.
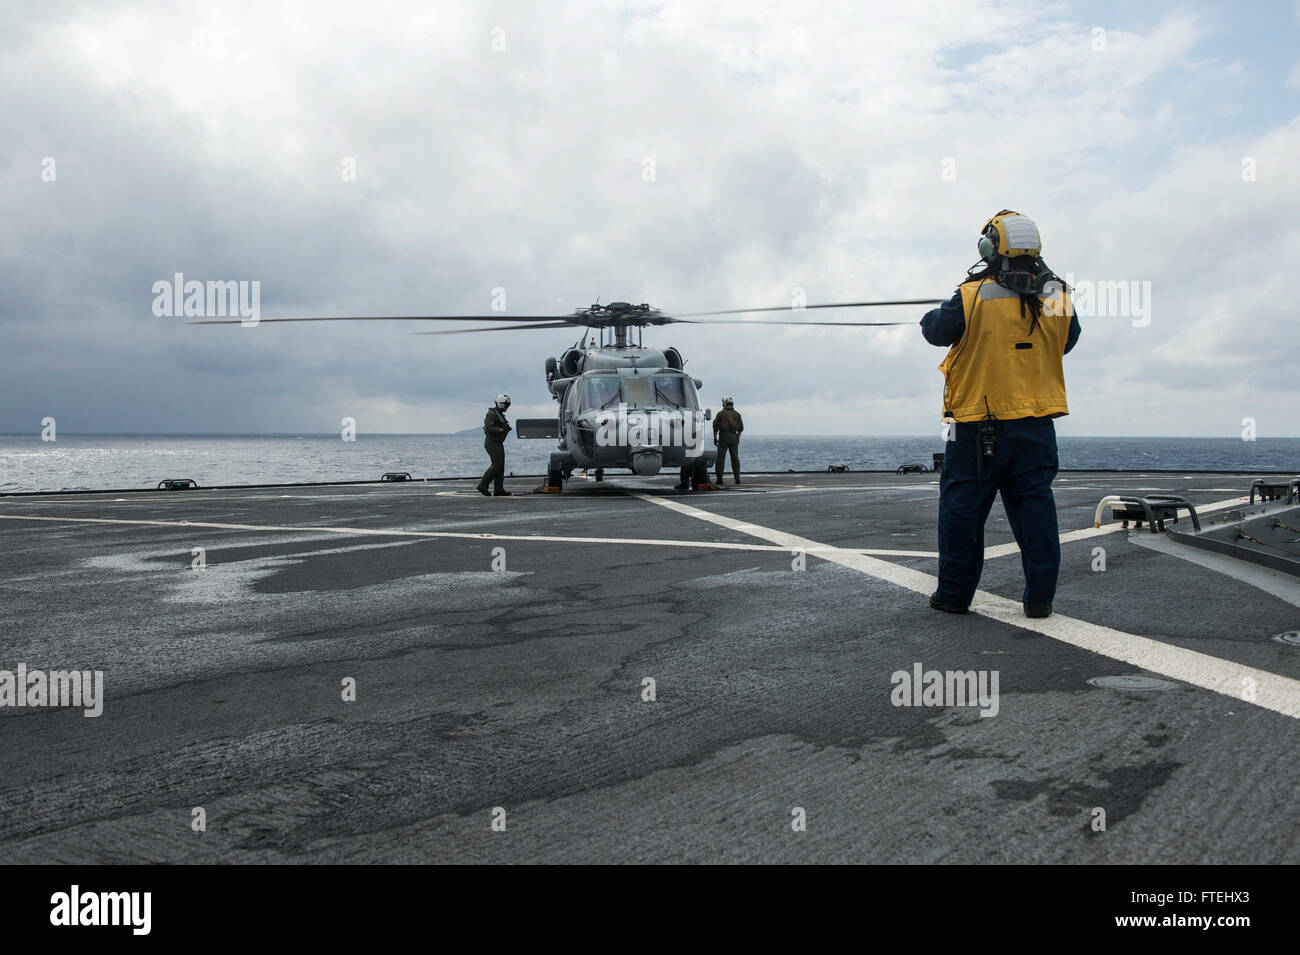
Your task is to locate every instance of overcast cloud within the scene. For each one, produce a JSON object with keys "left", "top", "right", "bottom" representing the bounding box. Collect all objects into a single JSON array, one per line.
[{"left": 2, "top": 0, "right": 1298, "bottom": 437}]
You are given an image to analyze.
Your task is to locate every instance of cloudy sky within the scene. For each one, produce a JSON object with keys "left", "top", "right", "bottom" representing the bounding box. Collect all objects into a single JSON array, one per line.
[{"left": 2, "top": 0, "right": 1297, "bottom": 437}]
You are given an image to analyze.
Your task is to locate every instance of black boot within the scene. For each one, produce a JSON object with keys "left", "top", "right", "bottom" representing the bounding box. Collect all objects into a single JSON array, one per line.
[
  {"left": 477, "top": 486, "right": 491, "bottom": 497},
  {"left": 494, "top": 490, "right": 512, "bottom": 496},
  {"left": 929, "top": 593, "right": 969, "bottom": 614}
]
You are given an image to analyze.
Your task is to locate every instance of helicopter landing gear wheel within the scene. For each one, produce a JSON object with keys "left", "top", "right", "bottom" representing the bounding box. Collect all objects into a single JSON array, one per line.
[
  {"left": 547, "top": 466, "right": 563, "bottom": 492},
  {"left": 594, "top": 468, "right": 603, "bottom": 482}
]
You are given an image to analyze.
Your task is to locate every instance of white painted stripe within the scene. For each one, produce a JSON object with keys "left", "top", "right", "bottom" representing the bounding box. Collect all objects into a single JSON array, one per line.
[
  {"left": 983, "top": 495, "right": 1251, "bottom": 560},
  {"left": 0, "top": 513, "right": 936, "bottom": 558},
  {"left": 0, "top": 490, "right": 433, "bottom": 506},
  {"left": 632, "top": 492, "right": 1300, "bottom": 720},
  {"left": 763, "top": 483, "right": 941, "bottom": 492}
]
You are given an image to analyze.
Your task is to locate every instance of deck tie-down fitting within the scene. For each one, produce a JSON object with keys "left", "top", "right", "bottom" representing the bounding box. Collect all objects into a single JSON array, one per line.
[{"left": 1249, "top": 478, "right": 1300, "bottom": 505}]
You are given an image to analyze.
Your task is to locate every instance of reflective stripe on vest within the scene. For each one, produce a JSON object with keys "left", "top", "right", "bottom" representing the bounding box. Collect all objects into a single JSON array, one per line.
[{"left": 938, "top": 277, "right": 1072, "bottom": 423}]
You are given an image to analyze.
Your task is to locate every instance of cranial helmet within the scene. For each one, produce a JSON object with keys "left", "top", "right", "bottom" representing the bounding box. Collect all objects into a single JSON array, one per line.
[
  {"left": 722, "top": 395, "right": 734, "bottom": 408},
  {"left": 978, "top": 210, "right": 1042, "bottom": 262},
  {"left": 495, "top": 394, "right": 511, "bottom": 410}
]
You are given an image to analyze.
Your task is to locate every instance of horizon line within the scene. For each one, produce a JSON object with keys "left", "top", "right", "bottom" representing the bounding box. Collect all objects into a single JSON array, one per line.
[{"left": 1, "top": 432, "right": 1296, "bottom": 441}]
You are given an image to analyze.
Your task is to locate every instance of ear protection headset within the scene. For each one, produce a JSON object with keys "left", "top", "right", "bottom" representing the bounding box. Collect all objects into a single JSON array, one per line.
[{"left": 978, "top": 210, "right": 1042, "bottom": 261}]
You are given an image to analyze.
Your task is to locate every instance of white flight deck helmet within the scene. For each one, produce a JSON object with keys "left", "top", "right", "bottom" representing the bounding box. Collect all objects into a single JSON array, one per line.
[
  {"left": 494, "top": 394, "right": 511, "bottom": 411},
  {"left": 722, "top": 395, "right": 735, "bottom": 408},
  {"left": 977, "top": 209, "right": 1054, "bottom": 295},
  {"left": 977, "top": 210, "right": 1042, "bottom": 262}
]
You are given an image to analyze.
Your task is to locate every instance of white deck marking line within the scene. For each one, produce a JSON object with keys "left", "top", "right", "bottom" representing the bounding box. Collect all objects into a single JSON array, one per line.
[
  {"left": 632, "top": 492, "right": 1300, "bottom": 720},
  {"left": 0, "top": 513, "right": 936, "bottom": 558},
  {"left": 761, "top": 484, "right": 940, "bottom": 493},
  {"left": 982, "top": 495, "right": 1251, "bottom": 559},
  {"left": 0, "top": 493, "right": 1248, "bottom": 562}
]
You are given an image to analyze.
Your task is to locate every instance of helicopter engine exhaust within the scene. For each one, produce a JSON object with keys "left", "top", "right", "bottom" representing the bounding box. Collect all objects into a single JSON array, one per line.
[
  {"left": 560, "top": 348, "right": 584, "bottom": 378},
  {"left": 630, "top": 449, "right": 663, "bottom": 476}
]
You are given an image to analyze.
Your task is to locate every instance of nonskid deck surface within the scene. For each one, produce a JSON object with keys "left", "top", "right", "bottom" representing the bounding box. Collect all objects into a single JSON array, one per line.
[{"left": 0, "top": 471, "right": 1296, "bottom": 863}]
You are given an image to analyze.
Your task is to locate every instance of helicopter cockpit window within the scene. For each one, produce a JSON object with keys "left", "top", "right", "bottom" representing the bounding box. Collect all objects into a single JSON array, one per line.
[
  {"left": 621, "top": 375, "right": 654, "bottom": 407},
  {"left": 580, "top": 376, "right": 622, "bottom": 411},
  {"left": 652, "top": 375, "right": 690, "bottom": 408}
]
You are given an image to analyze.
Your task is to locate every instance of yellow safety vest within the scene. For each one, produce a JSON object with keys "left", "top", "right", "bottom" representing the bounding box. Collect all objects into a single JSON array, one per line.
[{"left": 938, "top": 277, "right": 1072, "bottom": 422}]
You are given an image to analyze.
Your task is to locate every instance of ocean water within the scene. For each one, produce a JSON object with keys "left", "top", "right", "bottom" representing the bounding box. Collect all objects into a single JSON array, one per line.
[{"left": 0, "top": 434, "right": 1296, "bottom": 493}]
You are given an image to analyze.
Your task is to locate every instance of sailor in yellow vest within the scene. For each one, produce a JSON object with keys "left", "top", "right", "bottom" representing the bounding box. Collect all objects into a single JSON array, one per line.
[{"left": 922, "top": 211, "right": 1081, "bottom": 618}]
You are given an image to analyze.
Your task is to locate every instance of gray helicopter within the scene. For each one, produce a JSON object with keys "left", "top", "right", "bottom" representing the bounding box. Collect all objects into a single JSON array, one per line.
[
  {"left": 517, "top": 306, "right": 713, "bottom": 490},
  {"left": 192, "top": 296, "right": 941, "bottom": 490}
]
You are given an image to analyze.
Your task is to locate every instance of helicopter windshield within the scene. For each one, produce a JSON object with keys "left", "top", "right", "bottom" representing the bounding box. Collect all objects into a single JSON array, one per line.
[
  {"left": 579, "top": 373, "right": 697, "bottom": 411},
  {"left": 652, "top": 375, "right": 692, "bottom": 408},
  {"left": 621, "top": 376, "right": 654, "bottom": 406},
  {"left": 580, "top": 376, "right": 623, "bottom": 412}
]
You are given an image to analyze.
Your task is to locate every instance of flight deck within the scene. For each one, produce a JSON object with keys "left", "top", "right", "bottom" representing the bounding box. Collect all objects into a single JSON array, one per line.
[{"left": 0, "top": 471, "right": 1296, "bottom": 863}]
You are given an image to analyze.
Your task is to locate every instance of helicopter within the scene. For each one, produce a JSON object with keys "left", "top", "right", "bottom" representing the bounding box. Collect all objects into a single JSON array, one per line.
[{"left": 192, "top": 295, "right": 943, "bottom": 491}]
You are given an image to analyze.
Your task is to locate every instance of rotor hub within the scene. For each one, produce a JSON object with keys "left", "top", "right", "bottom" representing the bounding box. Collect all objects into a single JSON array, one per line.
[{"left": 574, "top": 302, "right": 671, "bottom": 329}]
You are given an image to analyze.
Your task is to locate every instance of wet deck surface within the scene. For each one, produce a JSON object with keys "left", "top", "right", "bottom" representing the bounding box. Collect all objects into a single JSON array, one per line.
[{"left": 1, "top": 471, "right": 1297, "bottom": 863}]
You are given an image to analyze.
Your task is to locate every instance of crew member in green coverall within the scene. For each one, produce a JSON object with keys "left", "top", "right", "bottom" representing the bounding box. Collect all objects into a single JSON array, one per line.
[
  {"left": 713, "top": 396, "right": 743, "bottom": 484},
  {"left": 477, "top": 394, "right": 512, "bottom": 497}
]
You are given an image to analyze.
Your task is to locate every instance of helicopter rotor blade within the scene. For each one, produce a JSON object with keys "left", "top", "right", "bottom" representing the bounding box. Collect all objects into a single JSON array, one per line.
[
  {"left": 414, "top": 321, "right": 578, "bottom": 335},
  {"left": 186, "top": 315, "right": 577, "bottom": 325},
  {"left": 676, "top": 298, "right": 945, "bottom": 318},
  {"left": 185, "top": 298, "right": 947, "bottom": 328},
  {"left": 668, "top": 317, "right": 911, "bottom": 327},
  {"left": 665, "top": 317, "right": 909, "bottom": 328}
]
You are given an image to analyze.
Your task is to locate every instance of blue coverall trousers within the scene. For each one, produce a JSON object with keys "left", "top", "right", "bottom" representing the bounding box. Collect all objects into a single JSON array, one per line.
[{"left": 936, "top": 416, "right": 1061, "bottom": 608}]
